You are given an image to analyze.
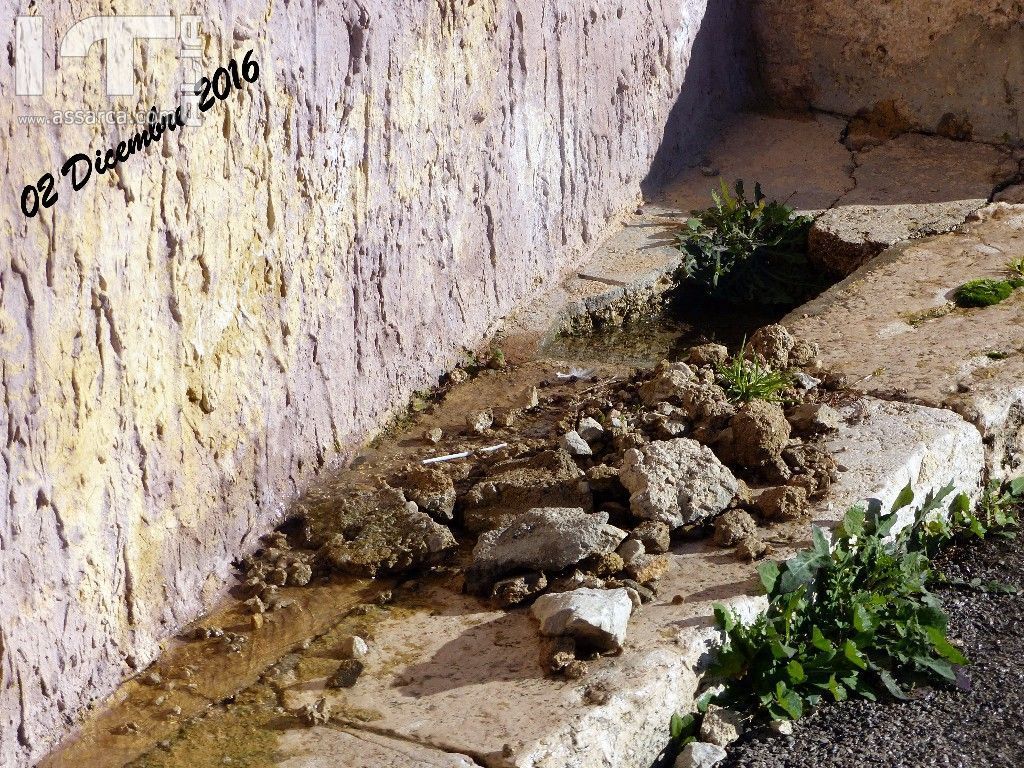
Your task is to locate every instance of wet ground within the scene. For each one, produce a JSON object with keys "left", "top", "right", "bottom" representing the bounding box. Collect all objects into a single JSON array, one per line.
[
  {"left": 543, "top": 289, "right": 786, "bottom": 367},
  {"left": 723, "top": 532, "right": 1024, "bottom": 768}
]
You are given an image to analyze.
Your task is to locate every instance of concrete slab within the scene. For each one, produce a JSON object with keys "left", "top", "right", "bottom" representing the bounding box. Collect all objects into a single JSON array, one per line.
[
  {"left": 817, "top": 398, "right": 985, "bottom": 521},
  {"left": 575, "top": 211, "right": 680, "bottom": 288},
  {"left": 786, "top": 203, "right": 1024, "bottom": 480},
  {"left": 843, "top": 134, "right": 1015, "bottom": 208}
]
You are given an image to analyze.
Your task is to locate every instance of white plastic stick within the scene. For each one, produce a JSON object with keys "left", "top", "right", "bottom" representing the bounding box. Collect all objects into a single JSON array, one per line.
[
  {"left": 421, "top": 442, "right": 508, "bottom": 465},
  {"left": 421, "top": 451, "right": 471, "bottom": 465}
]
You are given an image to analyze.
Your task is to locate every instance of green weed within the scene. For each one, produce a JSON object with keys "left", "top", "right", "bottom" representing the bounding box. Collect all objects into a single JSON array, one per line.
[
  {"left": 716, "top": 340, "right": 791, "bottom": 404},
  {"left": 699, "top": 480, "right": 1022, "bottom": 723},
  {"left": 673, "top": 180, "right": 823, "bottom": 306}
]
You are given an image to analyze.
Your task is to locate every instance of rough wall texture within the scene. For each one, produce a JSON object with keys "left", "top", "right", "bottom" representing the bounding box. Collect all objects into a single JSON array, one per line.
[
  {"left": 753, "top": 0, "right": 1024, "bottom": 143},
  {"left": 0, "top": 1, "right": 751, "bottom": 764}
]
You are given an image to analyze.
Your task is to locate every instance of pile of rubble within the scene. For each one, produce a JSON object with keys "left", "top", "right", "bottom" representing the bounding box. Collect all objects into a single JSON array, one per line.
[{"left": 233, "top": 324, "right": 844, "bottom": 679}]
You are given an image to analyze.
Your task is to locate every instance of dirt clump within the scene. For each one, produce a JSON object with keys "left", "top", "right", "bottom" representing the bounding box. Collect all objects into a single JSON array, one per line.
[
  {"left": 755, "top": 485, "right": 810, "bottom": 522},
  {"left": 713, "top": 509, "right": 759, "bottom": 547},
  {"left": 298, "top": 486, "right": 456, "bottom": 577}
]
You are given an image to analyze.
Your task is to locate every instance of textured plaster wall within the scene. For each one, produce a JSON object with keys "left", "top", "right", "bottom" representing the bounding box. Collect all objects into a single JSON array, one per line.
[
  {"left": 0, "top": 1, "right": 751, "bottom": 764},
  {"left": 753, "top": 0, "right": 1024, "bottom": 143}
]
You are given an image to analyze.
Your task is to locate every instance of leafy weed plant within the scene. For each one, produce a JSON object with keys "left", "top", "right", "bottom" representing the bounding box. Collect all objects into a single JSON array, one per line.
[
  {"left": 716, "top": 339, "right": 791, "bottom": 404},
  {"left": 701, "top": 480, "right": 1022, "bottom": 723},
  {"left": 674, "top": 180, "right": 822, "bottom": 306}
]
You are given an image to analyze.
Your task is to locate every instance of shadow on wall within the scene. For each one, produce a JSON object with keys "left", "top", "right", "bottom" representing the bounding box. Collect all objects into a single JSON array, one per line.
[{"left": 641, "top": 0, "right": 758, "bottom": 195}]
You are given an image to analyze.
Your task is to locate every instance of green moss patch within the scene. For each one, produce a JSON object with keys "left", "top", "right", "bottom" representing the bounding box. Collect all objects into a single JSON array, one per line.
[{"left": 954, "top": 279, "right": 1016, "bottom": 308}]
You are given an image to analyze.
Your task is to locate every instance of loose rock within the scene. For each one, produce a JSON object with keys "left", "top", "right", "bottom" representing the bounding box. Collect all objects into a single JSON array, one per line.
[
  {"left": 340, "top": 635, "right": 369, "bottom": 660},
  {"left": 787, "top": 402, "right": 841, "bottom": 435},
  {"left": 466, "top": 410, "right": 493, "bottom": 434},
  {"left": 687, "top": 343, "right": 730, "bottom": 368},
  {"left": 616, "top": 539, "right": 645, "bottom": 565},
  {"left": 699, "top": 704, "right": 745, "bottom": 747},
  {"left": 560, "top": 430, "right": 593, "bottom": 457},
  {"left": 731, "top": 401, "right": 792, "bottom": 473},
  {"left": 756, "top": 485, "right": 810, "bottom": 522},
  {"left": 713, "top": 509, "right": 758, "bottom": 547},
  {"left": 392, "top": 466, "right": 457, "bottom": 522},
  {"left": 530, "top": 587, "right": 632, "bottom": 653},
  {"left": 749, "top": 324, "right": 795, "bottom": 369},
  {"left": 326, "top": 659, "right": 364, "bottom": 689},
  {"left": 638, "top": 362, "right": 698, "bottom": 406},
  {"left": 625, "top": 553, "right": 670, "bottom": 584},
  {"left": 620, "top": 439, "right": 738, "bottom": 528},
  {"left": 577, "top": 416, "right": 605, "bottom": 442},
  {"left": 736, "top": 534, "right": 768, "bottom": 561},
  {"left": 299, "top": 698, "right": 331, "bottom": 726},
  {"left": 631, "top": 520, "right": 671, "bottom": 554},
  {"left": 461, "top": 449, "right": 592, "bottom": 533},
  {"left": 465, "top": 508, "right": 626, "bottom": 593},
  {"left": 491, "top": 572, "right": 548, "bottom": 607}
]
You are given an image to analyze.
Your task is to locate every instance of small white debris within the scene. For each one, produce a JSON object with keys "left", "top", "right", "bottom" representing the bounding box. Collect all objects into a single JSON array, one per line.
[
  {"left": 556, "top": 368, "right": 594, "bottom": 380},
  {"left": 340, "top": 635, "right": 369, "bottom": 659},
  {"left": 675, "top": 741, "right": 727, "bottom": 768},
  {"left": 421, "top": 443, "right": 508, "bottom": 465},
  {"left": 531, "top": 587, "right": 632, "bottom": 653},
  {"left": 477, "top": 442, "right": 508, "bottom": 454},
  {"left": 422, "top": 451, "right": 472, "bottom": 465},
  {"left": 770, "top": 719, "right": 794, "bottom": 735},
  {"left": 466, "top": 410, "right": 493, "bottom": 434},
  {"left": 560, "top": 430, "right": 593, "bottom": 457},
  {"left": 792, "top": 372, "right": 821, "bottom": 391}
]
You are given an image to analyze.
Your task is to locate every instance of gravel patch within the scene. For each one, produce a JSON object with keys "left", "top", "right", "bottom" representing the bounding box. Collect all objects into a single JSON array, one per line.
[{"left": 722, "top": 534, "right": 1024, "bottom": 768}]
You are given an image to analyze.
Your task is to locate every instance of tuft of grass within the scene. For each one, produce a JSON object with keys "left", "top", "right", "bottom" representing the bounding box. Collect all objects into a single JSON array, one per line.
[
  {"left": 717, "top": 340, "right": 791, "bottom": 403},
  {"left": 1006, "top": 257, "right": 1024, "bottom": 280},
  {"left": 954, "top": 278, "right": 1015, "bottom": 308},
  {"left": 673, "top": 179, "right": 824, "bottom": 306},
  {"left": 899, "top": 304, "right": 952, "bottom": 327},
  {"left": 687, "top": 480, "right": 1022, "bottom": 727}
]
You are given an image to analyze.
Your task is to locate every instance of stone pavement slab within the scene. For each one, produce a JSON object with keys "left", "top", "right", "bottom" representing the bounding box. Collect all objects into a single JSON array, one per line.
[
  {"left": 275, "top": 727, "right": 480, "bottom": 768},
  {"left": 657, "top": 112, "right": 854, "bottom": 214},
  {"left": 786, "top": 203, "right": 1024, "bottom": 480}
]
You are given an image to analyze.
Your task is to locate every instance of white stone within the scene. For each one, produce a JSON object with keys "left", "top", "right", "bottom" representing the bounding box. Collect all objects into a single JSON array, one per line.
[
  {"left": 617, "top": 539, "right": 645, "bottom": 565},
  {"left": 577, "top": 417, "right": 605, "bottom": 442},
  {"left": 340, "top": 635, "right": 369, "bottom": 660},
  {"left": 561, "top": 430, "right": 594, "bottom": 457},
  {"left": 531, "top": 587, "right": 633, "bottom": 653},
  {"left": 675, "top": 741, "right": 728, "bottom": 768}
]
